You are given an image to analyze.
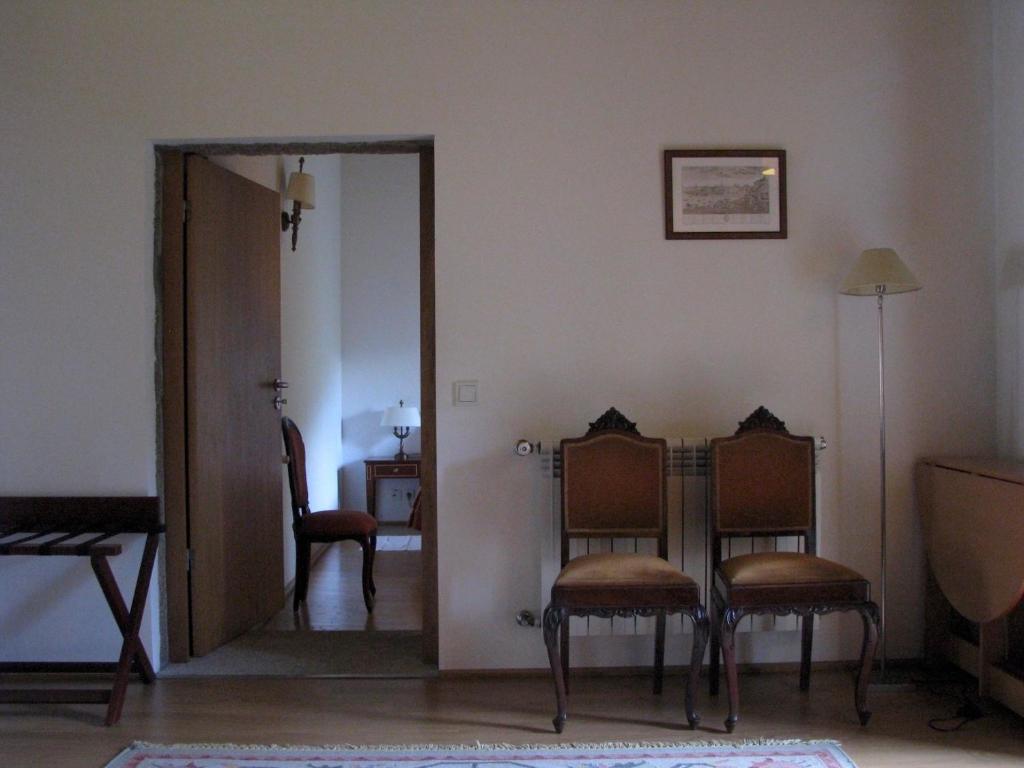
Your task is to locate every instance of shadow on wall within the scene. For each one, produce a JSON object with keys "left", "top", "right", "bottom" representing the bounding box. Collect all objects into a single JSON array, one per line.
[
  {"left": 999, "top": 247, "right": 1024, "bottom": 455},
  {"left": 347, "top": 407, "right": 423, "bottom": 457},
  {"left": 1000, "top": 248, "right": 1024, "bottom": 290}
]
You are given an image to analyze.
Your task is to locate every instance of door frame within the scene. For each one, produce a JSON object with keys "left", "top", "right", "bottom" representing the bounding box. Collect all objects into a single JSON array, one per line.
[{"left": 156, "top": 139, "right": 438, "bottom": 664}]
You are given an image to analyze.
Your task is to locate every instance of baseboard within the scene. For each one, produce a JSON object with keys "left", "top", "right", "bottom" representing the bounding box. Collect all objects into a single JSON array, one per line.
[
  {"left": 0, "top": 662, "right": 121, "bottom": 674},
  {"left": 439, "top": 658, "right": 924, "bottom": 678}
]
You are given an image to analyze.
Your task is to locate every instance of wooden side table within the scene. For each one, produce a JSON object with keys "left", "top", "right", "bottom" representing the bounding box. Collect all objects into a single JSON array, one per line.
[{"left": 364, "top": 456, "right": 421, "bottom": 519}]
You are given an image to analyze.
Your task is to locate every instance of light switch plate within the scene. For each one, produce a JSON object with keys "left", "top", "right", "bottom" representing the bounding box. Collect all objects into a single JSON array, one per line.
[{"left": 453, "top": 380, "right": 479, "bottom": 406}]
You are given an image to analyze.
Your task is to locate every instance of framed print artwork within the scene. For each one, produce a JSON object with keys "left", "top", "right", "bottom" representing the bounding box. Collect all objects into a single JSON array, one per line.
[{"left": 663, "top": 149, "right": 787, "bottom": 239}]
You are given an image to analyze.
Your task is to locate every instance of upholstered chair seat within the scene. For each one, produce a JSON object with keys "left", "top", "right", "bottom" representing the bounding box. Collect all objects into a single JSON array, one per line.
[
  {"left": 296, "top": 510, "right": 378, "bottom": 539},
  {"left": 716, "top": 552, "right": 869, "bottom": 606},
  {"left": 553, "top": 552, "right": 699, "bottom": 608}
]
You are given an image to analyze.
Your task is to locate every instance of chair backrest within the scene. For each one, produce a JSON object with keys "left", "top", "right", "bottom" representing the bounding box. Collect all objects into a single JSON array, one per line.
[
  {"left": 281, "top": 417, "right": 309, "bottom": 525},
  {"left": 559, "top": 408, "right": 667, "bottom": 565},
  {"left": 709, "top": 406, "right": 815, "bottom": 563}
]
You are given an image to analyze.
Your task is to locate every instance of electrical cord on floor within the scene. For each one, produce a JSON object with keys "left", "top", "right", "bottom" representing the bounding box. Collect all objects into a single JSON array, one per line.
[
  {"left": 912, "top": 675, "right": 987, "bottom": 732},
  {"left": 927, "top": 698, "right": 985, "bottom": 732}
]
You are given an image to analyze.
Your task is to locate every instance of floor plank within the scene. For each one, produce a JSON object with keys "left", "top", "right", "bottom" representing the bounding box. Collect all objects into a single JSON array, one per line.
[
  {"left": 262, "top": 544, "right": 422, "bottom": 632},
  {"left": 1, "top": 670, "right": 1022, "bottom": 767}
]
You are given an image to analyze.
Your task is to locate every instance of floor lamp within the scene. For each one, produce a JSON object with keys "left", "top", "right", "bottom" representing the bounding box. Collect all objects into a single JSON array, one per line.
[{"left": 840, "top": 248, "right": 921, "bottom": 686}]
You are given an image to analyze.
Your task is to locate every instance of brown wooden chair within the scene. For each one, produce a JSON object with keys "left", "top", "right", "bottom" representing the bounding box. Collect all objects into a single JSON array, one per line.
[
  {"left": 707, "top": 406, "right": 879, "bottom": 732},
  {"left": 281, "top": 417, "right": 377, "bottom": 613},
  {"left": 542, "top": 408, "right": 709, "bottom": 733}
]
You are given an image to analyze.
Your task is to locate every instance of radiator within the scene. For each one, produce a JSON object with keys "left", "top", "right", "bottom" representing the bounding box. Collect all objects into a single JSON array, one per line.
[{"left": 525, "top": 438, "right": 823, "bottom": 638}]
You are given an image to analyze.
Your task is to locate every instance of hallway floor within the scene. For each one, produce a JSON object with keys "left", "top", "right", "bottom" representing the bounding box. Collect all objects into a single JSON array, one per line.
[
  {"left": 264, "top": 543, "right": 422, "bottom": 632},
  {"left": 159, "top": 543, "right": 428, "bottom": 678}
]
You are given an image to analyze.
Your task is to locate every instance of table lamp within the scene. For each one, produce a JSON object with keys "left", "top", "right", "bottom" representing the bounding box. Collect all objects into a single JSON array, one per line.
[{"left": 381, "top": 400, "right": 421, "bottom": 461}]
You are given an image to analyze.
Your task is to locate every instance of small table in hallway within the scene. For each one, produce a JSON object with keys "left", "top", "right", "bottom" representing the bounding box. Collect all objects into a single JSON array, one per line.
[{"left": 364, "top": 456, "right": 421, "bottom": 520}]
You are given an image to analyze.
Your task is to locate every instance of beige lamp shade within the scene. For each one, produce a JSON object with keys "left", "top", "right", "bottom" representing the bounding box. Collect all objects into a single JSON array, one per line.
[
  {"left": 285, "top": 170, "right": 316, "bottom": 210},
  {"left": 840, "top": 248, "right": 921, "bottom": 295},
  {"left": 381, "top": 404, "right": 421, "bottom": 428}
]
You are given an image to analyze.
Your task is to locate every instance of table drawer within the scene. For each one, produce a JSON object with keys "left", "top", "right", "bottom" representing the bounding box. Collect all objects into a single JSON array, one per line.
[{"left": 373, "top": 463, "right": 418, "bottom": 479}]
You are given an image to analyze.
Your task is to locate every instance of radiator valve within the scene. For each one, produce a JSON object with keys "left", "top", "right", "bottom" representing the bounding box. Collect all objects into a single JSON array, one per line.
[
  {"left": 514, "top": 439, "right": 535, "bottom": 456},
  {"left": 516, "top": 609, "right": 538, "bottom": 627}
]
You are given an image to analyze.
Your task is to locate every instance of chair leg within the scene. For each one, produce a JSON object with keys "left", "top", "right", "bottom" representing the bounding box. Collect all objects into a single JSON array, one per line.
[
  {"left": 721, "top": 607, "right": 742, "bottom": 733},
  {"left": 855, "top": 603, "right": 880, "bottom": 726},
  {"left": 368, "top": 534, "right": 377, "bottom": 594},
  {"left": 686, "top": 606, "right": 709, "bottom": 729},
  {"left": 359, "top": 537, "right": 375, "bottom": 613},
  {"left": 543, "top": 605, "right": 568, "bottom": 733},
  {"left": 709, "top": 593, "right": 721, "bottom": 696},
  {"left": 653, "top": 611, "right": 666, "bottom": 694},
  {"left": 293, "top": 538, "right": 311, "bottom": 612},
  {"left": 559, "top": 615, "right": 571, "bottom": 696},
  {"left": 800, "top": 613, "right": 814, "bottom": 691}
]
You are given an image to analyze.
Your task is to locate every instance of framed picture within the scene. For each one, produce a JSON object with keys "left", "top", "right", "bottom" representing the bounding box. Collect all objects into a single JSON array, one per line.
[{"left": 663, "top": 149, "right": 787, "bottom": 239}]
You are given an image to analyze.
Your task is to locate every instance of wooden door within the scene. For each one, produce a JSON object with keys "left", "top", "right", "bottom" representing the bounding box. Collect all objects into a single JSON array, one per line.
[{"left": 185, "top": 155, "right": 284, "bottom": 656}]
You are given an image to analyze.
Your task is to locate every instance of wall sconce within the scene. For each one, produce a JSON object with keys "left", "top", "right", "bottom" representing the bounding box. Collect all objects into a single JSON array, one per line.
[
  {"left": 381, "top": 400, "right": 421, "bottom": 461},
  {"left": 281, "top": 156, "right": 316, "bottom": 251}
]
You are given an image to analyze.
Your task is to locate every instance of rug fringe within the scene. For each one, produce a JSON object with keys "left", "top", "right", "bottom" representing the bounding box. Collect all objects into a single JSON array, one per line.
[{"left": 127, "top": 739, "right": 841, "bottom": 752}]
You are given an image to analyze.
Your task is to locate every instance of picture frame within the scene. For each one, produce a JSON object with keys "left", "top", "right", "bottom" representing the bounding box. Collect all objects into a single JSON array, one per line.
[{"left": 663, "top": 149, "right": 787, "bottom": 239}]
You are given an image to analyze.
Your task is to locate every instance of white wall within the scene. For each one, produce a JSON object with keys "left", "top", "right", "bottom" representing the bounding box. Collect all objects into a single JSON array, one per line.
[
  {"left": 339, "top": 155, "right": 421, "bottom": 519},
  {"left": 994, "top": 0, "right": 1024, "bottom": 457},
  {"left": 279, "top": 155, "right": 344, "bottom": 581},
  {"left": 0, "top": 1, "right": 998, "bottom": 670}
]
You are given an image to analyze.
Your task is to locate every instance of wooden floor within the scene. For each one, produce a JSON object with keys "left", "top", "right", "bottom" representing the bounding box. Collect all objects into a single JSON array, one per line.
[
  {"left": 1, "top": 669, "right": 1022, "bottom": 766},
  {"left": 262, "top": 543, "right": 422, "bottom": 632}
]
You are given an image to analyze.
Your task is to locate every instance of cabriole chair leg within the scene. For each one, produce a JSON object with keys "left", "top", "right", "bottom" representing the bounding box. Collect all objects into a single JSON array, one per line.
[
  {"left": 686, "top": 607, "right": 709, "bottom": 729},
  {"left": 542, "top": 605, "right": 568, "bottom": 733},
  {"left": 359, "top": 537, "right": 375, "bottom": 612},
  {"left": 721, "top": 608, "right": 742, "bottom": 733},
  {"left": 855, "top": 603, "right": 880, "bottom": 726}
]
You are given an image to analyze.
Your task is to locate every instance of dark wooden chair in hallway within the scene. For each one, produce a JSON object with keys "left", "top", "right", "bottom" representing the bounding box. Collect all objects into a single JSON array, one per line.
[
  {"left": 281, "top": 417, "right": 377, "bottom": 613},
  {"left": 707, "top": 406, "right": 879, "bottom": 732},
  {"left": 541, "top": 407, "right": 709, "bottom": 733}
]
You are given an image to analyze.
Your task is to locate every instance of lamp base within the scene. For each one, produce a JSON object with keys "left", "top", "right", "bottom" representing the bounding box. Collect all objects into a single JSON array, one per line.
[{"left": 394, "top": 451, "right": 409, "bottom": 461}]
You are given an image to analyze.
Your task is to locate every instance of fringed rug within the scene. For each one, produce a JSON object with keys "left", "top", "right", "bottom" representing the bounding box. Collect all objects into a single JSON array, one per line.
[{"left": 105, "top": 741, "right": 858, "bottom": 768}]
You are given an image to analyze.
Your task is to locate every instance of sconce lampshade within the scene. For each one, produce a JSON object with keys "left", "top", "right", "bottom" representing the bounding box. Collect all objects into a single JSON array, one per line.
[
  {"left": 381, "top": 404, "right": 421, "bottom": 428},
  {"left": 840, "top": 248, "right": 921, "bottom": 296},
  {"left": 285, "top": 167, "right": 316, "bottom": 210}
]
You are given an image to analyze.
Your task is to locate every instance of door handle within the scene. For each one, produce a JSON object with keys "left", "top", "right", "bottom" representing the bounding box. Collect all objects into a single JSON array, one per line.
[
  {"left": 273, "top": 395, "right": 288, "bottom": 411},
  {"left": 273, "top": 378, "right": 290, "bottom": 391}
]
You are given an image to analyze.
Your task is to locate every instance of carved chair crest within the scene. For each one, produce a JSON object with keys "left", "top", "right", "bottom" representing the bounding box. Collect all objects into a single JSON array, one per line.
[
  {"left": 586, "top": 407, "right": 639, "bottom": 435},
  {"left": 735, "top": 405, "right": 788, "bottom": 435}
]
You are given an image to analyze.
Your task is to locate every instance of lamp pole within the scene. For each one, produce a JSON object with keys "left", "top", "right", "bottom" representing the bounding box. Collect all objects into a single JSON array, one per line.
[
  {"left": 876, "top": 288, "right": 888, "bottom": 679},
  {"left": 839, "top": 247, "right": 920, "bottom": 690}
]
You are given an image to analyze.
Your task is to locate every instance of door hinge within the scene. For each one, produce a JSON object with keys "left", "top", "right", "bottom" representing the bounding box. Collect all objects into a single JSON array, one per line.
[
  {"left": 186, "top": 548, "right": 194, "bottom": 571},
  {"left": 183, "top": 199, "right": 191, "bottom": 223}
]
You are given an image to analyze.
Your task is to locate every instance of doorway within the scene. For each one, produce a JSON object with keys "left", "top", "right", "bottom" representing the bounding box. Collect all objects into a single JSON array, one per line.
[{"left": 156, "top": 139, "right": 437, "bottom": 670}]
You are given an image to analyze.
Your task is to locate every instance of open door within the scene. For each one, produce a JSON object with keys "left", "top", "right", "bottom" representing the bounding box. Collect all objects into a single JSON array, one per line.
[
  {"left": 161, "top": 141, "right": 437, "bottom": 665},
  {"left": 184, "top": 155, "right": 285, "bottom": 656}
]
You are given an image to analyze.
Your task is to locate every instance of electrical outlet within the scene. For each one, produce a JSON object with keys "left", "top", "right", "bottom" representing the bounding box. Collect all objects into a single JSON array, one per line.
[{"left": 390, "top": 488, "right": 401, "bottom": 500}]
